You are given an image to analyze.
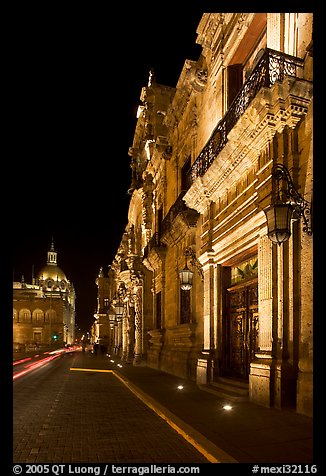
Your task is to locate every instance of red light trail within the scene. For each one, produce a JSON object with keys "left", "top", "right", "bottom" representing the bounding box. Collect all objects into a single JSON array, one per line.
[{"left": 13, "top": 347, "right": 79, "bottom": 380}]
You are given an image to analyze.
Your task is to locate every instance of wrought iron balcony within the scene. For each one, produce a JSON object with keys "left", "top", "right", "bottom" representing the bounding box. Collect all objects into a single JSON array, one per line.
[{"left": 185, "top": 48, "right": 304, "bottom": 188}]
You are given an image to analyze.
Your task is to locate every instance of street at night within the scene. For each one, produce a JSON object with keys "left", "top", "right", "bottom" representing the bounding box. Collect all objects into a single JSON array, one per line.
[
  {"left": 13, "top": 347, "right": 314, "bottom": 468},
  {"left": 9, "top": 9, "right": 318, "bottom": 475},
  {"left": 13, "top": 349, "right": 209, "bottom": 464}
]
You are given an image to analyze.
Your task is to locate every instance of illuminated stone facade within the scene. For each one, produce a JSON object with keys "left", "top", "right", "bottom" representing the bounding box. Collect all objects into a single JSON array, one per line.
[
  {"left": 92, "top": 266, "right": 115, "bottom": 351},
  {"left": 13, "top": 242, "right": 76, "bottom": 348},
  {"left": 99, "top": 13, "right": 313, "bottom": 417}
]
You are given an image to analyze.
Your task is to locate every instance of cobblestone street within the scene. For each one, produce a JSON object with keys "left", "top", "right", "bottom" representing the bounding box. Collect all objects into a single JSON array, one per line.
[{"left": 13, "top": 351, "right": 209, "bottom": 464}]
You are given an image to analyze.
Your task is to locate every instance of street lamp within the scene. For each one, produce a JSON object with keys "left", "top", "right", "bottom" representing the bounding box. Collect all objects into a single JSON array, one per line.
[
  {"left": 179, "top": 247, "right": 203, "bottom": 291},
  {"left": 108, "top": 308, "right": 116, "bottom": 329},
  {"left": 114, "top": 298, "right": 125, "bottom": 320},
  {"left": 264, "top": 164, "right": 312, "bottom": 245}
]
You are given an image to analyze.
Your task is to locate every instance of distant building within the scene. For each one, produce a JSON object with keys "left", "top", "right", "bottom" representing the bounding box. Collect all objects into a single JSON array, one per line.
[
  {"left": 13, "top": 241, "right": 76, "bottom": 349},
  {"left": 92, "top": 266, "right": 115, "bottom": 352}
]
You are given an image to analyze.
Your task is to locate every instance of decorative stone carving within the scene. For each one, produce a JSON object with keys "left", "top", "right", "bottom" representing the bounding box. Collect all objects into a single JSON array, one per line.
[
  {"left": 132, "top": 277, "right": 143, "bottom": 364},
  {"left": 142, "top": 172, "right": 154, "bottom": 230},
  {"left": 155, "top": 136, "right": 172, "bottom": 160},
  {"left": 191, "top": 67, "right": 208, "bottom": 93},
  {"left": 184, "top": 76, "right": 313, "bottom": 213},
  {"left": 183, "top": 176, "right": 212, "bottom": 214}
]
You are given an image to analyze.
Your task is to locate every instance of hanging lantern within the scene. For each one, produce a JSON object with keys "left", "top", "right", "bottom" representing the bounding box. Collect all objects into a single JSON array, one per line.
[
  {"left": 108, "top": 308, "right": 116, "bottom": 329},
  {"left": 179, "top": 265, "right": 194, "bottom": 291},
  {"left": 114, "top": 299, "right": 125, "bottom": 317},
  {"left": 264, "top": 203, "right": 293, "bottom": 245},
  {"left": 265, "top": 164, "right": 312, "bottom": 245}
]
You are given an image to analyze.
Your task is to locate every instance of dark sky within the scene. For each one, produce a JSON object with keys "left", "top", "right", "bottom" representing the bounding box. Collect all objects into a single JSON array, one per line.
[{"left": 12, "top": 6, "right": 203, "bottom": 333}]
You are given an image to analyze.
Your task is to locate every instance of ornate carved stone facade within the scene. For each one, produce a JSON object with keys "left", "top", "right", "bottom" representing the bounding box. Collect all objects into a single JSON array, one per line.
[{"left": 97, "top": 13, "right": 313, "bottom": 417}]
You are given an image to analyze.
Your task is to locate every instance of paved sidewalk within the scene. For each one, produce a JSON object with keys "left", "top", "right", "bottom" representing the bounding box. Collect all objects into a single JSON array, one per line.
[{"left": 95, "top": 354, "right": 315, "bottom": 464}]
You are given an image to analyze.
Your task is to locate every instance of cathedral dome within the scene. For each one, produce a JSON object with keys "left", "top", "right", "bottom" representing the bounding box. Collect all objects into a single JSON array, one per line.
[
  {"left": 38, "top": 264, "right": 67, "bottom": 282},
  {"left": 37, "top": 240, "right": 68, "bottom": 289}
]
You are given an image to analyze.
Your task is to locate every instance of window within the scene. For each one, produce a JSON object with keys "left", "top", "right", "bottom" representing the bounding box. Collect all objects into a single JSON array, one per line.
[
  {"left": 227, "top": 64, "right": 243, "bottom": 108},
  {"left": 181, "top": 156, "right": 191, "bottom": 192},
  {"left": 156, "top": 292, "right": 162, "bottom": 329},
  {"left": 45, "top": 309, "right": 57, "bottom": 323},
  {"left": 157, "top": 206, "right": 163, "bottom": 237},
  {"left": 32, "top": 309, "right": 44, "bottom": 323},
  {"left": 180, "top": 289, "right": 191, "bottom": 324},
  {"left": 19, "top": 309, "right": 31, "bottom": 322}
]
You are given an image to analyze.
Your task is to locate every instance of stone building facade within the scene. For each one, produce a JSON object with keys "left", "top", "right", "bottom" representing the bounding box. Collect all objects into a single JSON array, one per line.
[
  {"left": 98, "top": 13, "right": 313, "bottom": 417},
  {"left": 92, "top": 265, "right": 116, "bottom": 351},
  {"left": 13, "top": 242, "right": 76, "bottom": 348}
]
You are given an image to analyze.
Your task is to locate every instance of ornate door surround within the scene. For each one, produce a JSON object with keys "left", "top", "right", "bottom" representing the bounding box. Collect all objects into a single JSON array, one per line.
[{"left": 225, "top": 280, "right": 259, "bottom": 380}]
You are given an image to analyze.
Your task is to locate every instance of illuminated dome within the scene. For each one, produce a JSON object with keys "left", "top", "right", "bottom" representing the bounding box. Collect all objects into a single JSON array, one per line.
[
  {"left": 37, "top": 240, "right": 68, "bottom": 289},
  {"left": 38, "top": 264, "right": 67, "bottom": 282}
]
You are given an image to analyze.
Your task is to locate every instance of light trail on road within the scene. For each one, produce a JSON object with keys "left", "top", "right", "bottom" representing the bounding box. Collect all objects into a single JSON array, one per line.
[{"left": 13, "top": 347, "right": 80, "bottom": 380}]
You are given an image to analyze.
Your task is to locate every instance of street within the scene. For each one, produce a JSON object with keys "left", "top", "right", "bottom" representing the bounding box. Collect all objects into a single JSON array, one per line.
[{"left": 13, "top": 350, "right": 209, "bottom": 464}]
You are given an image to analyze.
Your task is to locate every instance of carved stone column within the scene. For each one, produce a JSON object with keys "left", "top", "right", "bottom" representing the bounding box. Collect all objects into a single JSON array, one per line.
[
  {"left": 114, "top": 323, "right": 119, "bottom": 355},
  {"left": 142, "top": 173, "right": 153, "bottom": 231},
  {"left": 117, "top": 320, "right": 123, "bottom": 357},
  {"left": 133, "top": 281, "right": 143, "bottom": 365},
  {"left": 121, "top": 314, "right": 129, "bottom": 361},
  {"left": 257, "top": 235, "right": 273, "bottom": 353},
  {"left": 126, "top": 303, "right": 135, "bottom": 363}
]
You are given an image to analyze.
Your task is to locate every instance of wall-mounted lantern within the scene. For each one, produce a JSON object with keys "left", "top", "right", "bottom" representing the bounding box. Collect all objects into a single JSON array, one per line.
[
  {"left": 114, "top": 299, "right": 125, "bottom": 320},
  {"left": 264, "top": 164, "right": 312, "bottom": 245},
  {"left": 108, "top": 307, "right": 116, "bottom": 329},
  {"left": 179, "top": 247, "right": 203, "bottom": 291}
]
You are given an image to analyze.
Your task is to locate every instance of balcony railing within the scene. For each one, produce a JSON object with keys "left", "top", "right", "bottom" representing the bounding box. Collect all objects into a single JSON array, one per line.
[{"left": 186, "top": 48, "right": 304, "bottom": 188}]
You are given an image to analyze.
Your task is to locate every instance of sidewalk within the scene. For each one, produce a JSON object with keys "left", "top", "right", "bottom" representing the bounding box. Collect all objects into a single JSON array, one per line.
[{"left": 98, "top": 355, "right": 314, "bottom": 464}]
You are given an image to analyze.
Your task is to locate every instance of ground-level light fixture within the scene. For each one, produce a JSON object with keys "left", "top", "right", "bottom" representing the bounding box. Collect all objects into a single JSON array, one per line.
[{"left": 264, "top": 164, "right": 312, "bottom": 245}]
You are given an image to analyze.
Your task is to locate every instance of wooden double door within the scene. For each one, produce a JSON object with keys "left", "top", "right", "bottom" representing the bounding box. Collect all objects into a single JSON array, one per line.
[{"left": 226, "top": 283, "right": 259, "bottom": 380}]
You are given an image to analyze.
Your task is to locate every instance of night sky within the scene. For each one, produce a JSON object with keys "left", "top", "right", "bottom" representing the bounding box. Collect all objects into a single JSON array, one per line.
[{"left": 12, "top": 6, "right": 203, "bottom": 333}]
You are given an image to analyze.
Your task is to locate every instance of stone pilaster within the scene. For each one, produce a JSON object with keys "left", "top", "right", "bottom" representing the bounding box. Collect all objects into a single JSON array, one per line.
[
  {"left": 273, "top": 237, "right": 298, "bottom": 410},
  {"left": 133, "top": 283, "right": 143, "bottom": 365},
  {"left": 297, "top": 226, "right": 313, "bottom": 417},
  {"left": 117, "top": 320, "right": 122, "bottom": 356},
  {"left": 250, "top": 234, "right": 274, "bottom": 407},
  {"left": 267, "top": 14, "right": 283, "bottom": 52},
  {"left": 196, "top": 253, "right": 215, "bottom": 384},
  {"left": 121, "top": 314, "right": 129, "bottom": 361}
]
